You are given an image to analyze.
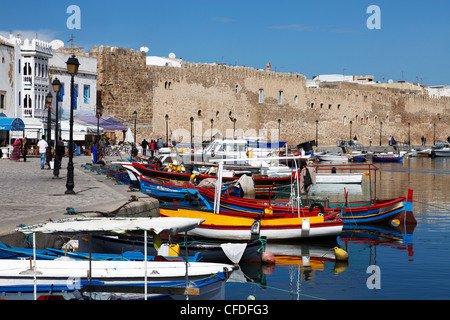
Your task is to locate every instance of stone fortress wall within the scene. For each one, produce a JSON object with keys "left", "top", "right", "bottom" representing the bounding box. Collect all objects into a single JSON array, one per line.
[{"left": 92, "top": 46, "right": 449, "bottom": 146}]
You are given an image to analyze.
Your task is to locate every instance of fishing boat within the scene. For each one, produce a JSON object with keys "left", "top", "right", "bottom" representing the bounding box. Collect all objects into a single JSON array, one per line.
[
  {"left": 77, "top": 234, "right": 266, "bottom": 264},
  {"left": 0, "top": 241, "right": 202, "bottom": 262},
  {"left": 316, "top": 153, "right": 349, "bottom": 162},
  {"left": 1, "top": 217, "right": 236, "bottom": 300},
  {"left": 0, "top": 272, "right": 229, "bottom": 301},
  {"left": 372, "top": 154, "right": 404, "bottom": 162},
  {"left": 159, "top": 205, "right": 344, "bottom": 241},
  {"left": 433, "top": 147, "right": 450, "bottom": 157},
  {"left": 195, "top": 187, "right": 415, "bottom": 225},
  {"left": 130, "top": 161, "right": 293, "bottom": 191}
]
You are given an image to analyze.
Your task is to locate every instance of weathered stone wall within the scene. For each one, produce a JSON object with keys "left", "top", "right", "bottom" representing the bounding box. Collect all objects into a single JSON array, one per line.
[
  {"left": 94, "top": 46, "right": 449, "bottom": 146},
  {"left": 92, "top": 46, "right": 153, "bottom": 142}
]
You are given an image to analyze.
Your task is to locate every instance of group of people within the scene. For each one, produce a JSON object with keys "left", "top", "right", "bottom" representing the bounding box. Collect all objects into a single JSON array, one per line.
[
  {"left": 8, "top": 137, "right": 30, "bottom": 162},
  {"left": 9, "top": 135, "right": 65, "bottom": 170},
  {"left": 140, "top": 137, "right": 174, "bottom": 157}
]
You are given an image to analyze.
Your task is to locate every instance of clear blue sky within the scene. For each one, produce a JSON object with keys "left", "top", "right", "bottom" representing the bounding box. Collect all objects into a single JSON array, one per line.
[{"left": 2, "top": 0, "right": 449, "bottom": 85}]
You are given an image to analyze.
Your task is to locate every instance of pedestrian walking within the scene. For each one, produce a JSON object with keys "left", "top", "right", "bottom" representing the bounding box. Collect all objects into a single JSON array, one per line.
[
  {"left": 150, "top": 140, "right": 155, "bottom": 157},
  {"left": 21, "top": 137, "right": 29, "bottom": 162},
  {"left": 37, "top": 135, "right": 48, "bottom": 169},
  {"left": 98, "top": 137, "right": 106, "bottom": 156},
  {"left": 388, "top": 135, "right": 392, "bottom": 146},
  {"left": 369, "top": 136, "right": 372, "bottom": 146},
  {"left": 141, "top": 139, "right": 148, "bottom": 156},
  {"left": 55, "top": 137, "right": 65, "bottom": 170},
  {"left": 9, "top": 138, "right": 22, "bottom": 161}
]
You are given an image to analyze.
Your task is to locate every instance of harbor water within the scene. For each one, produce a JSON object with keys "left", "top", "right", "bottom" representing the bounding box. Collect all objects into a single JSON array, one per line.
[{"left": 224, "top": 157, "right": 450, "bottom": 300}]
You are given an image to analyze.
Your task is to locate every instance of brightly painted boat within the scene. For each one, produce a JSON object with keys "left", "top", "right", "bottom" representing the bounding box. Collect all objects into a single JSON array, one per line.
[
  {"left": 372, "top": 154, "right": 404, "bottom": 162},
  {"left": 78, "top": 234, "right": 266, "bottom": 264},
  {"left": 130, "top": 161, "right": 293, "bottom": 191},
  {"left": 159, "top": 206, "right": 343, "bottom": 241},
  {"left": 194, "top": 188, "right": 416, "bottom": 225},
  {"left": 0, "top": 241, "right": 201, "bottom": 262}
]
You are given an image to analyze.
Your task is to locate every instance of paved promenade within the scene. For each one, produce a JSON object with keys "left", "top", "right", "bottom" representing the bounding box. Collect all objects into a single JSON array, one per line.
[{"left": 0, "top": 155, "right": 158, "bottom": 238}]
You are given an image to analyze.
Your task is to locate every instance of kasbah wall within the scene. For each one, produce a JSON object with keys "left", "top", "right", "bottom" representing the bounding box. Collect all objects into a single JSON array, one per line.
[{"left": 92, "top": 46, "right": 449, "bottom": 147}]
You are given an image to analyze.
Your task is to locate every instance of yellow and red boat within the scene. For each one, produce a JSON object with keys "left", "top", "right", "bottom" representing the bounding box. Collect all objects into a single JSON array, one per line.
[{"left": 159, "top": 206, "right": 344, "bottom": 241}]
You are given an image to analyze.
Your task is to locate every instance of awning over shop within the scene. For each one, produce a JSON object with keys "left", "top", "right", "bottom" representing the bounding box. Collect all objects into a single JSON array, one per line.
[
  {"left": 75, "top": 115, "right": 128, "bottom": 131},
  {"left": 0, "top": 118, "right": 25, "bottom": 131},
  {"left": 60, "top": 120, "right": 103, "bottom": 141}
]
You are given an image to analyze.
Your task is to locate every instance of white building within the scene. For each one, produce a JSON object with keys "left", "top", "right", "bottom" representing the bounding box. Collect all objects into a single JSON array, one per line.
[
  {"left": 146, "top": 54, "right": 182, "bottom": 68},
  {"left": 426, "top": 85, "right": 450, "bottom": 97},
  {"left": 0, "top": 35, "right": 99, "bottom": 142},
  {"left": 48, "top": 48, "right": 98, "bottom": 119},
  {"left": 0, "top": 36, "right": 17, "bottom": 118}
]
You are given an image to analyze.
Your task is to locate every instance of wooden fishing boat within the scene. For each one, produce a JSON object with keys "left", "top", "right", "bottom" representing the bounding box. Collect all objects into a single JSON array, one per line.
[
  {"left": 0, "top": 241, "right": 201, "bottom": 262},
  {"left": 130, "top": 161, "right": 293, "bottom": 191},
  {"left": 316, "top": 153, "right": 349, "bottom": 162},
  {"left": 372, "top": 154, "right": 404, "bottom": 162},
  {"left": 159, "top": 205, "right": 344, "bottom": 241},
  {"left": 78, "top": 234, "right": 266, "bottom": 264},
  {"left": 0, "top": 259, "right": 234, "bottom": 285},
  {"left": 0, "top": 272, "right": 229, "bottom": 301},
  {"left": 194, "top": 188, "right": 416, "bottom": 225},
  {"left": 7, "top": 217, "right": 236, "bottom": 300}
]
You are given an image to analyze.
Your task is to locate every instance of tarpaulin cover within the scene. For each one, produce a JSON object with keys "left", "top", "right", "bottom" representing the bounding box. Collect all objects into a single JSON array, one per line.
[{"left": 16, "top": 217, "right": 205, "bottom": 235}]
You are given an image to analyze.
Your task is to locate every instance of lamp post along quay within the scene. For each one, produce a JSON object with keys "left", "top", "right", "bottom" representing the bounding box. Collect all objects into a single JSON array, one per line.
[
  {"left": 45, "top": 92, "right": 53, "bottom": 168},
  {"left": 65, "top": 55, "right": 80, "bottom": 195},
  {"left": 52, "top": 78, "right": 62, "bottom": 178}
]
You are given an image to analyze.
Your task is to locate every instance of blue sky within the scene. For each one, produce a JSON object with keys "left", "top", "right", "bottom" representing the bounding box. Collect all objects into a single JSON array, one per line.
[{"left": 1, "top": 0, "right": 449, "bottom": 85}]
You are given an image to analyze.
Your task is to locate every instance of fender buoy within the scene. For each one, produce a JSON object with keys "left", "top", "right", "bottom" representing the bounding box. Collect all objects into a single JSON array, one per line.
[
  {"left": 334, "top": 247, "right": 349, "bottom": 261},
  {"left": 262, "top": 251, "right": 275, "bottom": 264}
]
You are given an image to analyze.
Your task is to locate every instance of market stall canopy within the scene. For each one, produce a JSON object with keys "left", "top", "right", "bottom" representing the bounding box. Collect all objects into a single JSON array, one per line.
[
  {"left": 75, "top": 115, "right": 128, "bottom": 131},
  {"left": 60, "top": 119, "right": 103, "bottom": 141},
  {"left": 0, "top": 118, "right": 25, "bottom": 131},
  {"left": 15, "top": 217, "right": 205, "bottom": 236}
]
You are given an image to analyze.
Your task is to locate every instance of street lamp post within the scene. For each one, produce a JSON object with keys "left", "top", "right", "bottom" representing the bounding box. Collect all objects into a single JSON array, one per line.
[
  {"left": 379, "top": 121, "right": 383, "bottom": 146},
  {"left": 433, "top": 123, "right": 436, "bottom": 145},
  {"left": 210, "top": 118, "right": 214, "bottom": 141},
  {"left": 349, "top": 120, "right": 353, "bottom": 144},
  {"left": 278, "top": 119, "right": 281, "bottom": 154},
  {"left": 45, "top": 92, "right": 53, "bottom": 168},
  {"left": 315, "top": 120, "right": 318, "bottom": 147},
  {"left": 65, "top": 55, "right": 80, "bottom": 195},
  {"left": 408, "top": 122, "right": 411, "bottom": 146},
  {"left": 96, "top": 104, "right": 103, "bottom": 144},
  {"left": 165, "top": 114, "right": 169, "bottom": 144},
  {"left": 190, "top": 116, "right": 194, "bottom": 150},
  {"left": 133, "top": 110, "right": 137, "bottom": 143},
  {"left": 52, "top": 78, "right": 61, "bottom": 178}
]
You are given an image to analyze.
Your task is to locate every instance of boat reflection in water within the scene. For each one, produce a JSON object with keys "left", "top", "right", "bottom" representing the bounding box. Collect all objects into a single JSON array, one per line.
[{"left": 340, "top": 222, "right": 416, "bottom": 258}]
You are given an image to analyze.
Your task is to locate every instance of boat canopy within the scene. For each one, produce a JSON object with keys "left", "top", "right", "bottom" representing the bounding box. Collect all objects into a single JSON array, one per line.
[{"left": 16, "top": 217, "right": 205, "bottom": 236}]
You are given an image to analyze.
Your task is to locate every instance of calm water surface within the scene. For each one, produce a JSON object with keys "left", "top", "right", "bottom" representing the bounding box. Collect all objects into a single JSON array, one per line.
[{"left": 224, "top": 157, "right": 450, "bottom": 300}]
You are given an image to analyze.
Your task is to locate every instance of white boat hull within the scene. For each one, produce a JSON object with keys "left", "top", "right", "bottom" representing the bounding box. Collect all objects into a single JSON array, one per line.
[
  {"left": 186, "top": 224, "right": 343, "bottom": 241},
  {"left": 0, "top": 260, "right": 234, "bottom": 285},
  {"left": 434, "top": 148, "right": 450, "bottom": 157}
]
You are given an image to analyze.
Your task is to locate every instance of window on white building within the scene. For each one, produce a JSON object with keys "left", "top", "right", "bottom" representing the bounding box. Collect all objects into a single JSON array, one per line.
[
  {"left": 0, "top": 92, "right": 6, "bottom": 109},
  {"left": 279, "top": 91, "right": 283, "bottom": 105},
  {"left": 84, "top": 85, "right": 90, "bottom": 104}
]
